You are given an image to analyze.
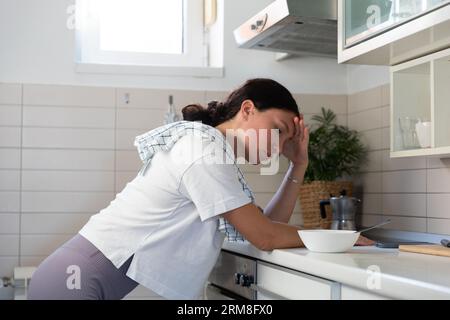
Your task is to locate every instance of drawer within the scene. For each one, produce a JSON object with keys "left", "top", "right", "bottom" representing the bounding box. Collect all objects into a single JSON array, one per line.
[
  {"left": 256, "top": 262, "right": 340, "bottom": 300},
  {"left": 341, "top": 285, "right": 389, "bottom": 300}
]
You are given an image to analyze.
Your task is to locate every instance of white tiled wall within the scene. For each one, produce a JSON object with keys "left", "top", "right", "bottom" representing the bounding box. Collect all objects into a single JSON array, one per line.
[
  {"left": 0, "top": 83, "right": 21, "bottom": 280},
  {"left": 0, "top": 83, "right": 151, "bottom": 299},
  {"left": 349, "top": 84, "right": 450, "bottom": 235}
]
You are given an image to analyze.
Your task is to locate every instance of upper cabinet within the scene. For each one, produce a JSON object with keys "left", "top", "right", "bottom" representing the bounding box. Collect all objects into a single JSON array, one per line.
[
  {"left": 390, "top": 47, "right": 450, "bottom": 158},
  {"left": 338, "top": 0, "right": 450, "bottom": 65}
]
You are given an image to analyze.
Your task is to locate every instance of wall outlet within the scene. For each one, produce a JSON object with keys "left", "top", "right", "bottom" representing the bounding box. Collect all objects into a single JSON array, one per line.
[{"left": 123, "top": 93, "right": 130, "bottom": 104}]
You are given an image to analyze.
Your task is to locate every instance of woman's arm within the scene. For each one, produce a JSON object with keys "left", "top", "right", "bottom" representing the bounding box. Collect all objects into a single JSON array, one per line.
[
  {"left": 264, "top": 115, "right": 309, "bottom": 223},
  {"left": 223, "top": 202, "right": 375, "bottom": 251},
  {"left": 263, "top": 162, "right": 307, "bottom": 223},
  {"left": 223, "top": 203, "right": 303, "bottom": 251}
]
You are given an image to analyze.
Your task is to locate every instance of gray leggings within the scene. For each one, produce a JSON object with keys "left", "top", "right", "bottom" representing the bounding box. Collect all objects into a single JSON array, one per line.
[{"left": 28, "top": 233, "right": 138, "bottom": 300}]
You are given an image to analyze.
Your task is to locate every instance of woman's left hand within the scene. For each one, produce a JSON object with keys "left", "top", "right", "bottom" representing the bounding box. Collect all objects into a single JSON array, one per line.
[
  {"left": 355, "top": 235, "right": 376, "bottom": 246},
  {"left": 282, "top": 115, "right": 309, "bottom": 168}
]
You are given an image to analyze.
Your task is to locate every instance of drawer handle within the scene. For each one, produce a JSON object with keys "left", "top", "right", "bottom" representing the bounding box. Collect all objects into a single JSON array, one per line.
[{"left": 250, "top": 284, "right": 288, "bottom": 300}]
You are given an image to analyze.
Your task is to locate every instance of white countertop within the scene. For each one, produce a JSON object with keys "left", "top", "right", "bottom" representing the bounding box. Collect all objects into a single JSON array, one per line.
[{"left": 222, "top": 241, "right": 450, "bottom": 299}]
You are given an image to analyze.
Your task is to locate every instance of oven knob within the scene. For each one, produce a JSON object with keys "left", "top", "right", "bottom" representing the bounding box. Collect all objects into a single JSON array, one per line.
[
  {"left": 234, "top": 273, "right": 241, "bottom": 285},
  {"left": 234, "top": 273, "right": 254, "bottom": 287},
  {"left": 241, "top": 274, "right": 254, "bottom": 287}
]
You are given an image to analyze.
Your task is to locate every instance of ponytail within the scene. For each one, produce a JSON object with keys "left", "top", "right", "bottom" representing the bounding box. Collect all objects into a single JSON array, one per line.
[{"left": 181, "top": 101, "right": 226, "bottom": 127}]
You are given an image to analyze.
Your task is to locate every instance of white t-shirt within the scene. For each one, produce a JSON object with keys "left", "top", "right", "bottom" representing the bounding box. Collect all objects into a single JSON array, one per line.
[{"left": 79, "top": 132, "right": 252, "bottom": 299}]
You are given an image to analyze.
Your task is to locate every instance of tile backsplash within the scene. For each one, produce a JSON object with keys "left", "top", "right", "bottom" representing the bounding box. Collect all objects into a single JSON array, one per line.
[
  {"left": 349, "top": 84, "right": 450, "bottom": 235},
  {"left": 1, "top": 81, "right": 449, "bottom": 295}
]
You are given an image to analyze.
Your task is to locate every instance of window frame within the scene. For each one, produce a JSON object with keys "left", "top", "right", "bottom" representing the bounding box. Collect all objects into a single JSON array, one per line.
[{"left": 75, "top": 0, "right": 206, "bottom": 68}]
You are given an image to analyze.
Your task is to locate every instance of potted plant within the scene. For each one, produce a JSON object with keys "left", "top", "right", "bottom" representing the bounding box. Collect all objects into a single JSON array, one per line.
[{"left": 299, "top": 107, "right": 367, "bottom": 229}]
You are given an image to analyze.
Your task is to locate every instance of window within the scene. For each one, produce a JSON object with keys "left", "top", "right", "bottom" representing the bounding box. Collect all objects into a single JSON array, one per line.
[{"left": 76, "top": 0, "right": 207, "bottom": 68}]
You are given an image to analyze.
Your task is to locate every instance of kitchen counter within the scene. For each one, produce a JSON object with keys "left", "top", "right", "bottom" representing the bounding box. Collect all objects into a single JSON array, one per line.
[{"left": 222, "top": 241, "right": 450, "bottom": 299}]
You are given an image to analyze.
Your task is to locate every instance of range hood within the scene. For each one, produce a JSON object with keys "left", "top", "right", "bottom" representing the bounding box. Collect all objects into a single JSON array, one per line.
[{"left": 234, "top": 0, "right": 338, "bottom": 58}]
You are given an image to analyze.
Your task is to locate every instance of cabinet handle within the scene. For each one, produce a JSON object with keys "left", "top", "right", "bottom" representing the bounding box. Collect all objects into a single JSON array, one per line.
[{"left": 250, "top": 284, "right": 288, "bottom": 300}]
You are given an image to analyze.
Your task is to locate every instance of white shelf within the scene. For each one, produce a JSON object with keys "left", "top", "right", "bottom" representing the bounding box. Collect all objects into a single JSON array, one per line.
[
  {"left": 390, "top": 47, "right": 450, "bottom": 158},
  {"left": 390, "top": 146, "right": 450, "bottom": 158}
]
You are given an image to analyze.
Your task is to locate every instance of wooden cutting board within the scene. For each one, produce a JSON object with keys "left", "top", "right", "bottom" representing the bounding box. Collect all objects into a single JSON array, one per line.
[{"left": 399, "top": 244, "right": 450, "bottom": 257}]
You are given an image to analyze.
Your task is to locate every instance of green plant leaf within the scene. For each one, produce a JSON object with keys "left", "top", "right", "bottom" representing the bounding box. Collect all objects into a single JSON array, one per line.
[{"left": 304, "top": 107, "right": 368, "bottom": 182}]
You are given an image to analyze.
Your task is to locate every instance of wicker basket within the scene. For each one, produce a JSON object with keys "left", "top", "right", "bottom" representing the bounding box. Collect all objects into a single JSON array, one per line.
[{"left": 298, "top": 181, "right": 353, "bottom": 229}]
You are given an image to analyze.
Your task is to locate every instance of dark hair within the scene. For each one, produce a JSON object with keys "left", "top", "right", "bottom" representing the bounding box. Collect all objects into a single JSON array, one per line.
[{"left": 182, "top": 78, "right": 300, "bottom": 127}]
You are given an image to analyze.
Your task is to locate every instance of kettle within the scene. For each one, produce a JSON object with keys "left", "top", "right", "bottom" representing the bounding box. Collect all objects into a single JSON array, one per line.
[{"left": 319, "top": 190, "right": 361, "bottom": 230}]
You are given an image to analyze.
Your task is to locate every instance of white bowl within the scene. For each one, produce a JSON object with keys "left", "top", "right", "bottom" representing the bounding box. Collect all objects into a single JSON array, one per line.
[{"left": 298, "top": 230, "right": 360, "bottom": 253}]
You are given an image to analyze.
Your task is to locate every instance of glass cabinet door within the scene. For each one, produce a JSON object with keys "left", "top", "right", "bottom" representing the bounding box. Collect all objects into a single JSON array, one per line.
[
  {"left": 392, "top": 62, "right": 431, "bottom": 152},
  {"left": 344, "top": 0, "right": 450, "bottom": 47},
  {"left": 433, "top": 52, "right": 450, "bottom": 149},
  {"left": 390, "top": 47, "right": 450, "bottom": 157}
]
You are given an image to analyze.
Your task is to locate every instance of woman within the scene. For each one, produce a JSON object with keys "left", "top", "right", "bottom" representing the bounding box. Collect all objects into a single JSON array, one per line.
[{"left": 28, "top": 78, "right": 373, "bottom": 300}]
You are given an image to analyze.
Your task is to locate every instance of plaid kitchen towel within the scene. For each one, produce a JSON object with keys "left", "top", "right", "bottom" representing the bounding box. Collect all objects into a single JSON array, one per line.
[{"left": 134, "top": 120, "right": 255, "bottom": 242}]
